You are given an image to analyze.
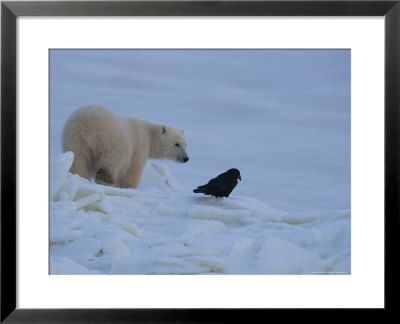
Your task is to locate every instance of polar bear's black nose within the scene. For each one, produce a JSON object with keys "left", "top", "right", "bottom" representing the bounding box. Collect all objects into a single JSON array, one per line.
[{"left": 183, "top": 157, "right": 189, "bottom": 163}]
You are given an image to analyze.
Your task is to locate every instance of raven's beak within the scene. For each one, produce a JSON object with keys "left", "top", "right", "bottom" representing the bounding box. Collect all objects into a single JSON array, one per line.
[{"left": 238, "top": 175, "right": 241, "bottom": 181}]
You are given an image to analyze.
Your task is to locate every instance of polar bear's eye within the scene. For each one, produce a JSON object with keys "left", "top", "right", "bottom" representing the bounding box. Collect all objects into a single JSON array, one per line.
[{"left": 175, "top": 143, "right": 180, "bottom": 147}]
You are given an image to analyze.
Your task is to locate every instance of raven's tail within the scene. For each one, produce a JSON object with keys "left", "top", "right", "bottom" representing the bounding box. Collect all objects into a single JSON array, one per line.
[{"left": 193, "top": 186, "right": 206, "bottom": 193}]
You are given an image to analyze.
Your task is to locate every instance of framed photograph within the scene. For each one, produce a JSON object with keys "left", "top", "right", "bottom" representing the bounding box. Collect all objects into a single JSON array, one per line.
[{"left": 1, "top": 0, "right": 399, "bottom": 321}]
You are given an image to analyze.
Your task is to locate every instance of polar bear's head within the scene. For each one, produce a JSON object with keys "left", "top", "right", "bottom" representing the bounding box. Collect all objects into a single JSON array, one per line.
[{"left": 158, "top": 125, "right": 189, "bottom": 163}]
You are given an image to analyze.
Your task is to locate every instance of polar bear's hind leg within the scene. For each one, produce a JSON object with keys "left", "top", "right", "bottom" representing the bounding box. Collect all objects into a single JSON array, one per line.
[
  {"left": 93, "top": 150, "right": 128, "bottom": 187},
  {"left": 95, "top": 168, "right": 114, "bottom": 186},
  {"left": 69, "top": 152, "right": 91, "bottom": 180}
]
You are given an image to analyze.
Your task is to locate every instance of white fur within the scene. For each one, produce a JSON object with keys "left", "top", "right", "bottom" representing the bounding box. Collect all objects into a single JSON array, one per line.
[{"left": 62, "top": 104, "right": 188, "bottom": 188}]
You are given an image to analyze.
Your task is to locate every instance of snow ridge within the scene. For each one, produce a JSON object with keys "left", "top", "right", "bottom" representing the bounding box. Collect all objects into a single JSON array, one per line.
[{"left": 50, "top": 152, "right": 350, "bottom": 275}]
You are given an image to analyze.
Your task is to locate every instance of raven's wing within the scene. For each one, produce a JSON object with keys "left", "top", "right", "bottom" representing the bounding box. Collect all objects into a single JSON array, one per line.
[
  {"left": 205, "top": 171, "right": 232, "bottom": 185},
  {"left": 194, "top": 181, "right": 229, "bottom": 192},
  {"left": 193, "top": 171, "right": 236, "bottom": 195},
  {"left": 204, "top": 176, "right": 230, "bottom": 191}
]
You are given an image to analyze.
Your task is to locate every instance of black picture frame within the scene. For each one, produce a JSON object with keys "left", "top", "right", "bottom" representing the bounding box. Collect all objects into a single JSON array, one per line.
[{"left": 1, "top": 0, "right": 399, "bottom": 322}]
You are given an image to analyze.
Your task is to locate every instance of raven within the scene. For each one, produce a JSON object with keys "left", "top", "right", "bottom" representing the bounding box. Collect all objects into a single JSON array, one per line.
[{"left": 193, "top": 168, "right": 241, "bottom": 198}]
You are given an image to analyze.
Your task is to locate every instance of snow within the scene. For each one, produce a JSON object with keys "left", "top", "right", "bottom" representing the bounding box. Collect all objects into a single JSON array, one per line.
[
  {"left": 50, "top": 152, "right": 350, "bottom": 275},
  {"left": 49, "top": 49, "right": 351, "bottom": 275},
  {"left": 50, "top": 49, "right": 350, "bottom": 212}
]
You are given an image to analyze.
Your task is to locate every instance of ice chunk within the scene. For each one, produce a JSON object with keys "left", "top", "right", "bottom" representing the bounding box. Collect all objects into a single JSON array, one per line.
[
  {"left": 256, "top": 237, "right": 320, "bottom": 274},
  {"left": 284, "top": 209, "right": 351, "bottom": 225},
  {"left": 283, "top": 211, "right": 321, "bottom": 224},
  {"left": 331, "top": 256, "right": 351, "bottom": 274},
  {"left": 230, "top": 237, "right": 259, "bottom": 257},
  {"left": 148, "top": 257, "right": 206, "bottom": 274},
  {"left": 50, "top": 229, "right": 82, "bottom": 244},
  {"left": 66, "top": 174, "right": 81, "bottom": 201},
  {"left": 183, "top": 256, "right": 225, "bottom": 273},
  {"left": 115, "top": 222, "right": 142, "bottom": 238},
  {"left": 75, "top": 194, "right": 102, "bottom": 210},
  {"left": 188, "top": 205, "right": 250, "bottom": 224},
  {"left": 50, "top": 151, "right": 74, "bottom": 179},
  {"left": 155, "top": 201, "right": 188, "bottom": 217},
  {"left": 74, "top": 182, "right": 105, "bottom": 200},
  {"left": 139, "top": 161, "right": 184, "bottom": 191},
  {"left": 50, "top": 178, "right": 66, "bottom": 201},
  {"left": 61, "top": 238, "right": 102, "bottom": 262},
  {"left": 50, "top": 256, "right": 99, "bottom": 274},
  {"left": 101, "top": 237, "right": 132, "bottom": 259},
  {"left": 103, "top": 186, "right": 136, "bottom": 197},
  {"left": 309, "top": 249, "right": 351, "bottom": 274},
  {"left": 182, "top": 220, "right": 225, "bottom": 236},
  {"left": 220, "top": 197, "right": 286, "bottom": 222}
]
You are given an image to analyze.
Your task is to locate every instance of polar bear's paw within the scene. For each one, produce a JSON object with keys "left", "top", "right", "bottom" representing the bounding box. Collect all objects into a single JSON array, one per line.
[{"left": 95, "top": 168, "right": 114, "bottom": 186}]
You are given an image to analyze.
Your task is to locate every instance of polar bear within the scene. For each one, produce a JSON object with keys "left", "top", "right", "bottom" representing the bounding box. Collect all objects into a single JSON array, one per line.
[{"left": 62, "top": 104, "right": 189, "bottom": 188}]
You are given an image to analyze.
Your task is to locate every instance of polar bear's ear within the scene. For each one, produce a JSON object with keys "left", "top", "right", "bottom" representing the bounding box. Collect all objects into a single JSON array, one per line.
[
  {"left": 162, "top": 126, "right": 166, "bottom": 134},
  {"left": 180, "top": 129, "right": 184, "bottom": 135}
]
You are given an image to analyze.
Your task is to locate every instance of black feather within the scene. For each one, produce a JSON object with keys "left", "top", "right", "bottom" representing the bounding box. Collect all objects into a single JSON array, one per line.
[{"left": 193, "top": 168, "right": 241, "bottom": 198}]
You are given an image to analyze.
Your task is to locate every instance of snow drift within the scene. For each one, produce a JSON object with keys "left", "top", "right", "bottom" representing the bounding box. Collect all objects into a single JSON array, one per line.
[{"left": 50, "top": 152, "right": 350, "bottom": 275}]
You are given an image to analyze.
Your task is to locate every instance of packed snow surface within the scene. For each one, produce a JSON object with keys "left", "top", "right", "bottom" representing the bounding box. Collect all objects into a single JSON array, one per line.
[
  {"left": 50, "top": 153, "right": 350, "bottom": 275},
  {"left": 50, "top": 49, "right": 350, "bottom": 212}
]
